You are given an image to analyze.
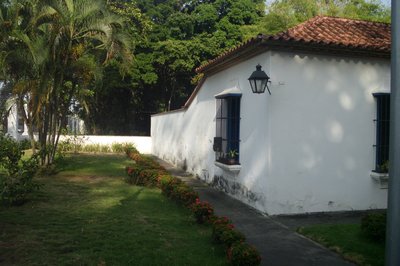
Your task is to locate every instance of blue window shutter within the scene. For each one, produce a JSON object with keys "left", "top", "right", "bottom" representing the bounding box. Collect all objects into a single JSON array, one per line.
[
  {"left": 214, "top": 95, "right": 241, "bottom": 164},
  {"left": 373, "top": 93, "right": 390, "bottom": 173}
]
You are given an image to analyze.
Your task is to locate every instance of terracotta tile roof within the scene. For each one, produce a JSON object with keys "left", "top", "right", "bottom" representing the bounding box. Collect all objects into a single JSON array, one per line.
[
  {"left": 270, "top": 16, "right": 391, "bottom": 51},
  {"left": 196, "top": 16, "right": 391, "bottom": 73}
]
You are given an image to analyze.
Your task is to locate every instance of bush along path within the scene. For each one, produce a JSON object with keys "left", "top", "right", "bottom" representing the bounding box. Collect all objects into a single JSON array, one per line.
[{"left": 125, "top": 150, "right": 261, "bottom": 266}]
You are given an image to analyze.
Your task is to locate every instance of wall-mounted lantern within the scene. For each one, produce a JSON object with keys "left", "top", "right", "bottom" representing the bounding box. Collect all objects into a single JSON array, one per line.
[{"left": 248, "top": 64, "right": 271, "bottom": 94}]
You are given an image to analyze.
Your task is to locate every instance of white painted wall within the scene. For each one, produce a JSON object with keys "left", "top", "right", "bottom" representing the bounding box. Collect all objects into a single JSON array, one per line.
[
  {"left": 60, "top": 135, "right": 152, "bottom": 154},
  {"left": 151, "top": 49, "right": 390, "bottom": 215},
  {"left": 5, "top": 104, "right": 151, "bottom": 154},
  {"left": 6, "top": 104, "right": 29, "bottom": 141}
]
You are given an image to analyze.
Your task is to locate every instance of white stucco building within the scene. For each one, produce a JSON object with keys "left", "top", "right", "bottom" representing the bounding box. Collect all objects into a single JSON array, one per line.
[
  {"left": 2, "top": 102, "right": 29, "bottom": 141},
  {"left": 151, "top": 16, "right": 391, "bottom": 215}
]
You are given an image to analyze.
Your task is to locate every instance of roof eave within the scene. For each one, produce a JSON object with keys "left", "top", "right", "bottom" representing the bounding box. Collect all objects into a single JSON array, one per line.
[{"left": 197, "top": 39, "right": 390, "bottom": 76}]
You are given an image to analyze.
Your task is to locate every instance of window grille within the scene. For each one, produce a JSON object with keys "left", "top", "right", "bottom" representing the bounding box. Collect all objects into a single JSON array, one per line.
[
  {"left": 373, "top": 93, "right": 390, "bottom": 173},
  {"left": 17, "top": 108, "right": 24, "bottom": 133},
  {"left": 214, "top": 95, "right": 241, "bottom": 164}
]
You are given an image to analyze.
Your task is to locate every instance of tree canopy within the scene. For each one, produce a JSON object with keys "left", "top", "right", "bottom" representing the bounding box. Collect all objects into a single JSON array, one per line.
[
  {"left": 0, "top": 0, "right": 132, "bottom": 164},
  {"left": 84, "top": 0, "right": 390, "bottom": 136}
]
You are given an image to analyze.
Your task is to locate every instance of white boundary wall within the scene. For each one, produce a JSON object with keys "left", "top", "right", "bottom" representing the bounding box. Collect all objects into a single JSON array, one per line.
[{"left": 59, "top": 135, "right": 152, "bottom": 154}]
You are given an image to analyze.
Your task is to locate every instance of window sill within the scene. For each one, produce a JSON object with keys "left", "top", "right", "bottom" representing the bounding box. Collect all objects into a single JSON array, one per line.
[
  {"left": 370, "top": 171, "right": 389, "bottom": 188},
  {"left": 214, "top": 161, "right": 241, "bottom": 173}
]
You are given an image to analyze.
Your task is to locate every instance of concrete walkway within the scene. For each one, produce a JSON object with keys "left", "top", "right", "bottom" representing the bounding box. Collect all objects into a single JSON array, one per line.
[{"left": 155, "top": 157, "right": 353, "bottom": 266}]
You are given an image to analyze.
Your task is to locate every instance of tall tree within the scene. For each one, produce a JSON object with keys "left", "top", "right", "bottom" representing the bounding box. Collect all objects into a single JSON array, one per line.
[
  {"left": 83, "top": 0, "right": 265, "bottom": 135},
  {"left": 0, "top": 0, "right": 132, "bottom": 165}
]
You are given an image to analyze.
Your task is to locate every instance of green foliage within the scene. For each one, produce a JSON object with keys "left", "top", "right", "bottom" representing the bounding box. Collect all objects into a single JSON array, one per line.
[
  {"left": 57, "top": 139, "right": 137, "bottom": 155},
  {"left": 123, "top": 144, "right": 138, "bottom": 156},
  {"left": 124, "top": 149, "right": 168, "bottom": 186},
  {"left": 212, "top": 217, "right": 246, "bottom": 248},
  {"left": 170, "top": 183, "right": 199, "bottom": 206},
  {"left": 0, "top": 155, "right": 40, "bottom": 205},
  {"left": 0, "top": 133, "right": 40, "bottom": 205},
  {"left": 159, "top": 174, "right": 183, "bottom": 197},
  {"left": 0, "top": 134, "right": 23, "bottom": 176},
  {"left": 190, "top": 198, "right": 214, "bottom": 224},
  {"left": 1, "top": 0, "right": 133, "bottom": 165},
  {"left": 299, "top": 223, "right": 385, "bottom": 266},
  {"left": 227, "top": 242, "right": 261, "bottom": 266},
  {"left": 361, "top": 212, "right": 387, "bottom": 242},
  {"left": 83, "top": 0, "right": 265, "bottom": 135},
  {"left": 243, "top": 0, "right": 390, "bottom": 38},
  {"left": 125, "top": 165, "right": 165, "bottom": 187},
  {"left": 380, "top": 160, "right": 389, "bottom": 173},
  {"left": 19, "top": 139, "right": 33, "bottom": 150}
]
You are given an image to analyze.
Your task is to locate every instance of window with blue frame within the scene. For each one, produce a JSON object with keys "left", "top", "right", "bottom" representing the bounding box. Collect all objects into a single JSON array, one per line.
[
  {"left": 373, "top": 93, "right": 390, "bottom": 173},
  {"left": 213, "top": 95, "right": 241, "bottom": 165}
]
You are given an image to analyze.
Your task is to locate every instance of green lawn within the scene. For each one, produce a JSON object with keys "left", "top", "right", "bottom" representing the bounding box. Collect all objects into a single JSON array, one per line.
[
  {"left": 0, "top": 154, "right": 227, "bottom": 265},
  {"left": 299, "top": 224, "right": 385, "bottom": 266}
]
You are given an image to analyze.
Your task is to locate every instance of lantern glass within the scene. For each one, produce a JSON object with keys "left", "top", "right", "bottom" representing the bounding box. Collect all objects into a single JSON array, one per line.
[{"left": 248, "top": 64, "right": 270, "bottom": 94}]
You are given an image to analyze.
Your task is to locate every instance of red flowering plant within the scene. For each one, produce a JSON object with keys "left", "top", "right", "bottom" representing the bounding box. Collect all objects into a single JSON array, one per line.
[
  {"left": 129, "top": 152, "right": 143, "bottom": 162},
  {"left": 170, "top": 184, "right": 198, "bottom": 206},
  {"left": 159, "top": 175, "right": 182, "bottom": 197},
  {"left": 125, "top": 151, "right": 168, "bottom": 187},
  {"left": 212, "top": 216, "right": 245, "bottom": 247},
  {"left": 138, "top": 169, "right": 166, "bottom": 187},
  {"left": 227, "top": 242, "right": 261, "bottom": 266},
  {"left": 190, "top": 198, "right": 214, "bottom": 224},
  {"left": 124, "top": 165, "right": 143, "bottom": 184},
  {"left": 125, "top": 146, "right": 139, "bottom": 157}
]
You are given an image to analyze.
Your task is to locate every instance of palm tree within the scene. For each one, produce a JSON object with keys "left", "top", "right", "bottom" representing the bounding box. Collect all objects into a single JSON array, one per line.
[{"left": 0, "top": 0, "right": 132, "bottom": 165}]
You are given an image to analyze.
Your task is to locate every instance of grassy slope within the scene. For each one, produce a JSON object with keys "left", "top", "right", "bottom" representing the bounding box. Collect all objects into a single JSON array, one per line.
[
  {"left": 299, "top": 224, "right": 385, "bottom": 266},
  {"left": 0, "top": 154, "right": 227, "bottom": 265}
]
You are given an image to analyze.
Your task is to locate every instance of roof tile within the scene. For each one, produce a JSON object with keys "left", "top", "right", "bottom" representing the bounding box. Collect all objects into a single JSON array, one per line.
[{"left": 196, "top": 16, "right": 391, "bottom": 73}]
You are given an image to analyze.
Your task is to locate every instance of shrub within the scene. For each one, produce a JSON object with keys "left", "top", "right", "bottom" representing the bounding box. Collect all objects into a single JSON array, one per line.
[
  {"left": 212, "top": 216, "right": 231, "bottom": 242},
  {"left": 0, "top": 134, "right": 40, "bottom": 205},
  {"left": 220, "top": 227, "right": 246, "bottom": 248},
  {"left": 190, "top": 198, "right": 214, "bottom": 224},
  {"left": 82, "top": 144, "right": 101, "bottom": 153},
  {"left": 159, "top": 175, "right": 181, "bottom": 196},
  {"left": 172, "top": 184, "right": 198, "bottom": 206},
  {"left": 227, "top": 242, "right": 261, "bottom": 266},
  {"left": 212, "top": 217, "right": 245, "bottom": 247},
  {"left": 57, "top": 138, "right": 137, "bottom": 155},
  {"left": 19, "top": 138, "right": 36, "bottom": 150},
  {"left": 126, "top": 148, "right": 141, "bottom": 159},
  {"left": 100, "top": 145, "right": 111, "bottom": 153},
  {"left": 127, "top": 152, "right": 164, "bottom": 171},
  {"left": 125, "top": 165, "right": 167, "bottom": 187},
  {"left": 122, "top": 143, "right": 138, "bottom": 155},
  {"left": 1, "top": 155, "right": 40, "bottom": 205},
  {"left": 57, "top": 139, "right": 74, "bottom": 158},
  {"left": 361, "top": 212, "right": 387, "bottom": 242},
  {"left": 111, "top": 142, "right": 124, "bottom": 153},
  {"left": 0, "top": 134, "right": 23, "bottom": 175}
]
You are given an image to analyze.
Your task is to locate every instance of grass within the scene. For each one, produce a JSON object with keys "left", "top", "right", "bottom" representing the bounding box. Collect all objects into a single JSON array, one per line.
[
  {"left": 0, "top": 154, "right": 227, "bottom": 265},
  {"left": 298, "top": 224, "right": 385, "bottom": 266}
]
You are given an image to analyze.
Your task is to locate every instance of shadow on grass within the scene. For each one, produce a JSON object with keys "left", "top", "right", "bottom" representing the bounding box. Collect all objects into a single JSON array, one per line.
[{"left": 0, "top": 154, "right": 227, "bottom": 266}]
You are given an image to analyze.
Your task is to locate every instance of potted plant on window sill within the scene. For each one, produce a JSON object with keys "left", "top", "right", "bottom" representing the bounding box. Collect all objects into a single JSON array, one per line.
[{"left": 226, "top": 149, "right": 238, "bottom": 165}]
